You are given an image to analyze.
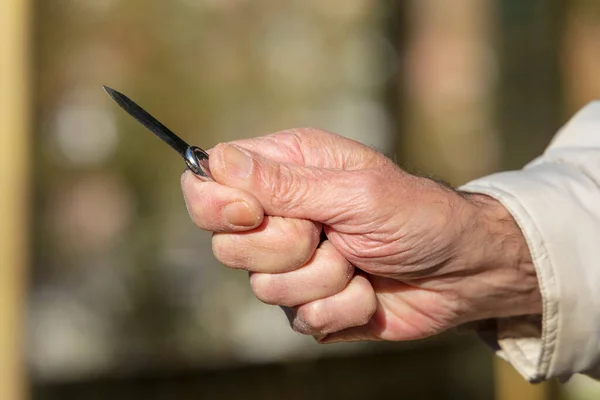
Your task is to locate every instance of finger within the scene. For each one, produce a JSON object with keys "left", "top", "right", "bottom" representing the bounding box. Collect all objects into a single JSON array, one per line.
[
  {"left": 181, "top": 170, "right": 264, "bottom": 232},
  {"left": 286, "top": 274, "right": 377, "bottom": 336},
  {"left": 223, "top": 128, "right": 382, "bottom": 169},
  {"left": 208, "top": 143, "right": 394, "bottom": 224},
  {"left": 212, "top": 216, "right": 321, "bottom": 273},
  {"left": 249, "top": 241, "right": 354, "bottom": 307}
]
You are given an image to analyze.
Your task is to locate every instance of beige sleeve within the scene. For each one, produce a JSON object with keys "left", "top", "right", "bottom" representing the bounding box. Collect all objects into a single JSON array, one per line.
[{"left": 460, "top": 101, "right": 600, "bottom": 382}]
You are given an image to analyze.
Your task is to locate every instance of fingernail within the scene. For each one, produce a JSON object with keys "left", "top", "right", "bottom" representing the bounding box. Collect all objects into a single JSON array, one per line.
[
  {"left": 223, "top": 145, "right": 252, "bottom": 179},
  {"left": 223, "top": 201, "right": 258, "bottom": 227}
]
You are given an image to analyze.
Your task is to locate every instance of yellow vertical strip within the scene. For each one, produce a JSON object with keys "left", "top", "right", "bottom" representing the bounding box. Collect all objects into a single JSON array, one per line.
[
  {"left": 0, "top": 0, "right": 31, "bottom": 399},
  {"left": 562, "top": 0, "right": 600, "bottom": 114},
  {"left": 495, "top": 360, "right": 548, "bottom": 400}
]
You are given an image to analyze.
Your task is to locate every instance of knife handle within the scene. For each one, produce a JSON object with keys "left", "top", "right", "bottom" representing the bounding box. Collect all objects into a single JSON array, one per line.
[
  {"left": 185, "top": 146, "right": 213, "bottom": 181},
  {"left": 186, "top": 146, "right": 329, "bottom": 243}
]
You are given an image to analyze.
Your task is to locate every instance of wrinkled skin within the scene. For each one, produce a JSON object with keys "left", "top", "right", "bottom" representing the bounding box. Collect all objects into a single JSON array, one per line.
[{"left": 181, "top": 128, "right": 541, "bottom": 343}]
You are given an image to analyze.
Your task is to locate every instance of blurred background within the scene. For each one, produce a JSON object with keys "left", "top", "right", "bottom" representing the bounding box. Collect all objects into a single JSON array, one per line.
[{"left": 2, "top": 0, "right": 600, "bottom": 399}]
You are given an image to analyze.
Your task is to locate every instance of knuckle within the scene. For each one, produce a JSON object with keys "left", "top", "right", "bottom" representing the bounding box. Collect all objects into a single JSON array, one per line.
[
  {"left": 337, "top": 257, "right": 355, "bottom": 285},
  {"left": 249, "top": 273, "right": 281, "bottom": 305},
  {"left": 296, "top": 302, "right": 328, "bottom": 334},
  {"left": 319, "top": 244, "right": 354, "bottom": 289},
  {"left": 264, "top": 164, "right": 312, "bottom": 214},
  {"left": 211, "top": 234, "right": 247, "bottom": 269},
  {"left": 360, "top": 171, "right": 382, "bottom": 199},
  {"left": 323, "top": 241, "right": 349, "bottom": 265},
  {"left": 353, "top": 170, "right": 389, "bottom": 212},
  {"left": 290, "top": 317, "right": 311, "bottom": 335},
  {"left": 279, "top": 221, "right": 318, "bottom": 268},
  {"left": 265, "top": 164, "right": 294, "bottom": 210},
  {"left": 289, "top": 222, "right": 314, "bottom": 247}
]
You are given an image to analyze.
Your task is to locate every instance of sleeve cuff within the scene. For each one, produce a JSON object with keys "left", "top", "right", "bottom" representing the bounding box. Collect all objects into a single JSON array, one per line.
[{"left": 460, "top": 161, "right": 600, "bottom": 382}]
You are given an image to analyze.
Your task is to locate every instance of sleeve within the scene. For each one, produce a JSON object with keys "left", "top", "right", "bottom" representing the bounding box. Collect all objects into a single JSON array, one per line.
[{"left": 459, "top": 101, "right": 600, "bottom": 382}]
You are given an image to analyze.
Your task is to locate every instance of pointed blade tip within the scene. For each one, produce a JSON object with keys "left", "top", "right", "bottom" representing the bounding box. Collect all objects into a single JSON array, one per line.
[
  {"left": 103, "top": 86, "right": 129, "bottom": 105},
  {"left": 103, "top": 85, "right": 116, "bottom": 95}
]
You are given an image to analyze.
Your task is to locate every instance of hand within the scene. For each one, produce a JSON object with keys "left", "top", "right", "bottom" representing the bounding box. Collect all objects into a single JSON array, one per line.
[{"left": 181, "top": 128, "right": 542, "bottom": 343}]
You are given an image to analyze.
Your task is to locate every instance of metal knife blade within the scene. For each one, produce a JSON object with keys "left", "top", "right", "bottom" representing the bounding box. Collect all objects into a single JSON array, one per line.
[
  {"left": 103, "top": 85, "right": 190, "bottom": 157},
  {"left": 103, "top": 85, "right": 213, "bottom": 180}
]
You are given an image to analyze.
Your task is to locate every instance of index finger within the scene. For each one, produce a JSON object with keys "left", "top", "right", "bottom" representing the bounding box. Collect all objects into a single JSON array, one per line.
[
  {"left": 181, "top": 170, "right": 264, "bottom": 232},
  {"left": 220, "top": 128, "right": 382, "bottom": 170}
]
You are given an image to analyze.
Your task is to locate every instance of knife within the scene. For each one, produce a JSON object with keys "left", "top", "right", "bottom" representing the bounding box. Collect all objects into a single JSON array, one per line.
[{"left": 103, "top": 86, "right": 213, "bottom": 180}]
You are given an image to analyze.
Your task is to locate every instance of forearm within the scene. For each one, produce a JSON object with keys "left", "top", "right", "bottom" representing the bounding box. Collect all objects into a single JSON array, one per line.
[
  {"left": 458, "top": 193, "right": 542, "bottom": 322},
  {"left": 457, "top": 105, "right": 600, "bottom": 381}
]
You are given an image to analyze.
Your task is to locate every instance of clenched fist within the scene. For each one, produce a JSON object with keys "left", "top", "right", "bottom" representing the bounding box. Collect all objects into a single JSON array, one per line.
[{"left": 181, "top": 128, "right": 541, "bottom": 343}]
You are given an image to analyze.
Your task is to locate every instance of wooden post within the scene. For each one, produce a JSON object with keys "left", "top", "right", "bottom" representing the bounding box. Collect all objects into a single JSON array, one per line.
[
  {"left": 0, "top": 0, "right": 31, "bottom": 399},
  {"left": 494, "top": 360, "right": 548, "bottom": 400},
  {"left": 562, "top": 0, "right": 600, "bottom": 114}
]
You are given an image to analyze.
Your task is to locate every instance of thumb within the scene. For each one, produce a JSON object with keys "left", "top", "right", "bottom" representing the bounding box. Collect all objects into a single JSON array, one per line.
[{"left": 209, "top": 143, "right": 367, "bottom": 224}]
